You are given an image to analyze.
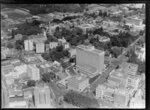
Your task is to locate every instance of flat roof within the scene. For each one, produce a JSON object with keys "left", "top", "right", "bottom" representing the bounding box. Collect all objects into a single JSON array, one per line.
[{"left": 77, "top": 45, "right": 104, "bottom": 54}]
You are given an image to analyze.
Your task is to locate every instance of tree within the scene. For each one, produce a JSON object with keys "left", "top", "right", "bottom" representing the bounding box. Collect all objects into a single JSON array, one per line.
[
  {"left": 42, "top": 53, "right": 51, "bottom": 61},
  {"left": 111, "top": 46, "right": 123, "bottom": 58},
  {"left": 63, "top": 91, "right": 99, "bottom": 108},
  {"left": 27, "top": 80, "right": 36, "bottom": 87},
  {"left": 7, "top": 43, "right": 14, "bottom": 49},
  {"left": 42, "top": 73, "right": 51, "bottom": 83},
  {"left": 56, "top": 45, "right": 63, "bottom": 52},
  {"left": 15, "top": 40, "right": 24, "bottom": 50},
  {"left": 63, "top": 50, "right": 70, "bottom": 57},
  {"left": 49, "top": 72, "right": 56, "bottom": 80}
]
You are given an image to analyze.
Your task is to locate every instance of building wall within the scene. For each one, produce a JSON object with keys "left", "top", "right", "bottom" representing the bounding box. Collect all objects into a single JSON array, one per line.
[
  {"left": 34, "top": 85, "right": 51, "bottom": 108},
  {"left": 36, "top": 43, "right": 45, "bottom": 53},
  {"left": 24, "top": 40, "right": 34, "bottom": 51},
  {"left": 76, "top": 47, "right": 104, "bottom": 75},
  {"left": 1, "top": 80, "right": 9, "bottom": 108}
]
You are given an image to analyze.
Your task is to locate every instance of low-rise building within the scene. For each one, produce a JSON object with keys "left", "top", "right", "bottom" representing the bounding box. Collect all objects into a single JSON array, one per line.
[
  {"left": 22, "top": 54, "right": 45, "bottom": 65},
  {"left": 1, "top": 46, "right": 10, "bottom": 59},
  {"left": 49, "top": 42, "right": 58, "bottom": 49},
  {"left": 67, "top": 76, "right": 89, "bottom": 92},
  {"left": 135, "top": 44, "right": 145, "bottom": 62}
]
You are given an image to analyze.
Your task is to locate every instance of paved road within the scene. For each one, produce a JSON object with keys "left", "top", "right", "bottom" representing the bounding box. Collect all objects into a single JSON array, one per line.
[{"left": 90, "top": 35, "right": 144, "bottom": 92}]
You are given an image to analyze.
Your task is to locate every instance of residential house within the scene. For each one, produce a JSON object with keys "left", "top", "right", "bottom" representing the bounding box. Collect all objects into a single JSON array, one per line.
[{"left": 49, "top": 42, "right": 58, "bottom": 49}]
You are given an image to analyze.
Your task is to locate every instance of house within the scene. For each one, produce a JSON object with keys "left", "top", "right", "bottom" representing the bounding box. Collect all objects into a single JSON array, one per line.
[
  {"left": 49, "top": 42, "right": 58, "bottom": 49},
  {"left": 67, "top": 76, "right": 89, "bottom": 92},
  {"left": 63, "top": 42, "right": 70, "bottom": 50},
  {"left": 135, "top": 44, "right": 145, "bottom": 62}
]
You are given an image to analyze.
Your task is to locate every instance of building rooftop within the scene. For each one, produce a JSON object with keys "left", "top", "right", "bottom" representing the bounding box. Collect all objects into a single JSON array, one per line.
[
  {"left": 77, "top": 45, "right": 104, "bottom": 54},
  {"left": 67, "top": 75, "right": 88, "bottom": 84}
]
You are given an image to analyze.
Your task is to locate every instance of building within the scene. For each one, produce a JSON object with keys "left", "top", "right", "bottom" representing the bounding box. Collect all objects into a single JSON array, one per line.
[
  {"left": 49, "top": 42, "right": 58, "bottom": 49},
  {"left": 1, "top": 46, "right": 10, "bottom": 59},
  {"left": 78, "top": 24, "right": 95, "bottom": 34},
  {"left": 67, "top": 76, "right": 89, "bottom": 92},
  {"left": 125, "top": 17, "right": 143, "bottom": 26},
  {"left": 33, "top": 83, "right": 53, "bottom": 108},
  {"left": 8, "top": 96, "right": 28, "bottom": 108},
  {"left": 113, "top": 89, "right": 130, "bottom": 107},
  {"left": 24, "top": 40, "right": 34, "bottom": 51},
  {"left": 63, "top": 42, "right": 70, "bottom": 50},
  {"left": 69, "top": 48, "right": 76, "bottom": 57},
  {"left": 119, "top": 62, "right": 138, "bottom": 75},
  {"left": 35, "top": 41, "right": 45, "bottom": 53},
  {"left": 98, "top": 35, "right": 110, "bottom": 43},
  {"left": 22, "top": 54, "right": 45, "bottom": 64},
  {"left": 126, "top": 75, "right": 141, "bottom": 90},
  {"left": 135, "top": 44, "right": 145, "bottom": 62},
  {"left": 96, "top": 82, "right": 115, "bottom": 101},
  {"left": 76, "top": 45, "right": 105, "bottom": 77},
  {"left": 1, "top": 77, "right": 9, "bottom": 108},
  {"left": 28, "top": 64, "right": 40, "bottom": 81},
  {"left": 38, "top": 62, "right": 53, "bottom": 74}
]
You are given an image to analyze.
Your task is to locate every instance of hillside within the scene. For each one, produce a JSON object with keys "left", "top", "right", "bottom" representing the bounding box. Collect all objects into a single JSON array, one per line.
[{"left": 1, "top": 4, "right": 87, "bottom": 15}]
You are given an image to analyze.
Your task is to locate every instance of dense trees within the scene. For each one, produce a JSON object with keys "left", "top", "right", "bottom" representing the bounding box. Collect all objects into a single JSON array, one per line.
[
  {"left": 27, "top": 80, "right": 36, "bottom": 87},
  {"left": 111, "top": 46, "right": 123, "bottom": 58},
  {"left": 42, "top": 45, "right": 70, "bottom": 62},
  {"left": 127, "top": 48, "right": 145, "bottom": 74},
  {"left": 14, "top": 21, "right": 43, "bottom": 36},
  {"left": 15, "top": 39, "right": 24, "bottom": 50},
  {"left": 4, "top": 4, "right": 85, "bottom": 15},
  {"left": 63, "top": 91, "right": 99, "bottom": 108}
]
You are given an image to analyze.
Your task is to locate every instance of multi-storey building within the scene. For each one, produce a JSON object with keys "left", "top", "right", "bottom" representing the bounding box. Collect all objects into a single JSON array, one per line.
[
  {"left": 28, "top": 64, "right": 40, "bottom": 81},
  {"left": 76, "top": 45, "right": 105, "bottom": 77},
  {"left": 35, "top": 41, "right": 45, "bottom": 53},
  {"left": 1, "top": 77, "right": 9, "bottom": 108},
  {"left": 24, "top": 40, "right": 34, "bottom": 51},
  {"left": 33, "top": 83, "right": 52, "bottom": 108}
]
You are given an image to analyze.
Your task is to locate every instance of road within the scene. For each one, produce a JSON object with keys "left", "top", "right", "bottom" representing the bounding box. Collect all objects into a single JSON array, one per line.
[{"left": 90, "top": 35, "right": 144, "bottom": 92}]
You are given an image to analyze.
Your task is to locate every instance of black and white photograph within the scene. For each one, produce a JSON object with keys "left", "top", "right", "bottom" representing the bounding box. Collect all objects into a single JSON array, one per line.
[{"left": 1, "top": 3, "right": 146, "bottom": 108}]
